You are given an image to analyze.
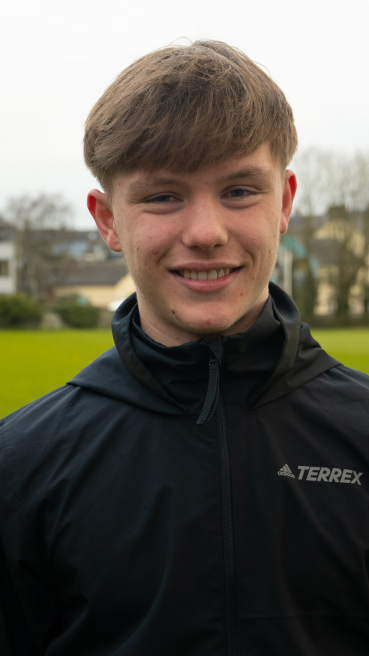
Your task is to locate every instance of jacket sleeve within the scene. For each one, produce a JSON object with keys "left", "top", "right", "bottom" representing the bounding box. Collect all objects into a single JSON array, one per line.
[
  {"left": 0, "top": 419, "right": 37, "bottom": 655},
  {"left": 0, "top": 415, "right": 62, "bottom": 656},
  {"left": 0, "top": 537, "right": 35, "bottom": 655}
]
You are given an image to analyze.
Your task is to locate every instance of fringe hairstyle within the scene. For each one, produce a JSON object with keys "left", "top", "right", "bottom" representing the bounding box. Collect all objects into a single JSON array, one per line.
[{"left": 84, "top": 41, "right": 298, "bottom": 194}]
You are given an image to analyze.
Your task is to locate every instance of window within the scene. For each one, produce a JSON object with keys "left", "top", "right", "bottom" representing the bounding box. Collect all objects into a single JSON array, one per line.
[{"left": 0, "top": 261, "right": 9, "bottom": 276}]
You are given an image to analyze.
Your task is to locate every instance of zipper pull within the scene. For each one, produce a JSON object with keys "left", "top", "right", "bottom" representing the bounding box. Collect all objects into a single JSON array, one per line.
[{"left": 197, "top": 355, "right": 220, "bottom": 425}]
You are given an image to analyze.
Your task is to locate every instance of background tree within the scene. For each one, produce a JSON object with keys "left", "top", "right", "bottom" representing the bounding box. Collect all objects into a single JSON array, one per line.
[
  {"left": 290, "top": 148, "right": 330, "bottom": 317},
  {"left": 362, "top": 206, "right": 369, "bottom": 316},
  {"left": 2, "top": 193, "right": 73, "bottom": 297},
  {"left": 322, "top": 153, "right": 369, "bottom": 318},
  {"left": 323, "top": 204, "right": 365, "bottom": 318},
  {"left": 293, "top": 149, "right": 369, "bottom": 319}
]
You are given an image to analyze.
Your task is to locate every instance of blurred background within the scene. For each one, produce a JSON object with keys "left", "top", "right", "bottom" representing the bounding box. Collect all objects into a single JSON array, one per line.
[{"left": 1, "top": 0, "right": 369, "bottom": 417}]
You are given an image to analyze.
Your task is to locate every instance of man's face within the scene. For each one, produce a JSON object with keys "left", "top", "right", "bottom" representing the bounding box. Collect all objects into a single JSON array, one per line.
[{"left": 89, "top": 143, "right": 296, "bottom": 345}]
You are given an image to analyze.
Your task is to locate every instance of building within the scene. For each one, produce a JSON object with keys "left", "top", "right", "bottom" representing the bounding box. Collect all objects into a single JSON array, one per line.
[
  {"left": 49, "top": 259, "right": 135, "bottom": 309},
  {"left": 0, "top": 223, "right": 17, "bottom": 295},
  {"left": 278, "top": 212, "right": 369, "bottom": 316},
  {"left": 48, "top": 229, "right": 117, "bottom": 262}
]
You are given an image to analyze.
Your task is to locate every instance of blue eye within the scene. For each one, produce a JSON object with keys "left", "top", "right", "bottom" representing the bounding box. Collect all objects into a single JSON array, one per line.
[{"left": 152, "top": 195, "right": 173, "bottom": 202}]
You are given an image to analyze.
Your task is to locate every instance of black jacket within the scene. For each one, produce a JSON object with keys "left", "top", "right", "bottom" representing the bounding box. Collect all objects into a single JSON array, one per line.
[{"left": 1, "top": 283, "right": 369, "bottom": 656}]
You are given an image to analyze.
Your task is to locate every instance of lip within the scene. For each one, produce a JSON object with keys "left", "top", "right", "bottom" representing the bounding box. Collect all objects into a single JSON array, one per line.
[
  {"left": 170, "top": 262, "right": 239, "bottom": 272},
  {"left": 170, "top": 267, "right": 241, "bottom": 292}
]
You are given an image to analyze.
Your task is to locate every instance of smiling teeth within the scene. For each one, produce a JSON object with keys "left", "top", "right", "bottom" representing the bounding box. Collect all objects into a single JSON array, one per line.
[{"left": 180, "top": 268, "right": 232, "bottom": 280}]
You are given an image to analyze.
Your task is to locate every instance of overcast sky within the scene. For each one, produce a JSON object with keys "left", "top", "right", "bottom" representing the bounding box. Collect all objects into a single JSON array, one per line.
[{"left": 1, "top": 0, "right": 368, "bottom": 227}]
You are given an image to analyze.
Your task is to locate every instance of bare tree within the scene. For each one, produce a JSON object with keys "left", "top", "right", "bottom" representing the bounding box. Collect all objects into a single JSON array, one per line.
[
  {"left": 290, "top": 148, "right": 329, "bottom": 317},
  {"left": 323, "top": 204, "right": 366, "bottom": 317},
  {"left": 2, "top": 194, "right": 73, "bottom": 297},
  {"left": 322, "top": 153, "right": 369, "bottom": 317},
  {"left": 361, "top": 207, "right": 369, "bottom": 316},
  {"left": 323, "top": 152, "right": 369, "bottom": 211},
  {"left": 293, "top": 149, "right": 369, "bottom": 319}
]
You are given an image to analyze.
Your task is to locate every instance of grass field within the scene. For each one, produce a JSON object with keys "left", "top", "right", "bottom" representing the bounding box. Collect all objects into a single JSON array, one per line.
[
  {"left": 1, "top": 328, "right": 369, "bottom": 419},
  {"left": 312, "top": 329, "right": 369, "bottom": 375},
  {"left": 0, "top": 330, "right": 114, "bottom": 418}
]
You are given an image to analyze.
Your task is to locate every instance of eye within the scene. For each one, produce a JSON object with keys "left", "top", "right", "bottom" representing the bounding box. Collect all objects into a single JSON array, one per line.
[
  {"left": 228, "top": 188, "right": 250, "bottom": 198},
  {"left": 222, "top": 186, "right": 258, "bottom": 202},
  {"left": 147, "top": 194, "right": 177, "bottom": 203}
]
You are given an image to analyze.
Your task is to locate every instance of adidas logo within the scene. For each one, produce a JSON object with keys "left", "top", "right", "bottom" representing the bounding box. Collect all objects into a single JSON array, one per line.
[
  {"left": 278, "top": 464, "right": 295, "bottom": 478},
  {"left": 277, "top": 464, "right": 363, "bottom": 484}
]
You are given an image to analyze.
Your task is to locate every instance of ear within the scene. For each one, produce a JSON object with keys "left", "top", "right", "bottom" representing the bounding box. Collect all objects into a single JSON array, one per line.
[
  {"left": 87, "top": 189, "right": 122, "bottom": 252},
  {"left": 280, "top": 170, "right": 297, "bottom": 235}
]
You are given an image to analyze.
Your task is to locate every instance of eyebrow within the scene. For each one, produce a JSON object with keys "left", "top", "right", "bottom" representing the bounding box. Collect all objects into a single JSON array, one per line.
[
  {"left": 127, "top": 166, "right": 275, "bottom": 194},
  {"left": 217, "top": 167, "right": 275, "bottom": 184},
  {"left": 127, "top": 177, "right": 186, "bottom": 193}
]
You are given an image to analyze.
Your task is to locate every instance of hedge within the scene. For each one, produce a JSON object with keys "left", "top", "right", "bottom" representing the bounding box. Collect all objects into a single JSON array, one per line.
[
  {"left": 55, "top": 295, "right": 100, "bottom": 328},
  {"left": 0, "top": 294, "right": 41, "bottom": 328}
]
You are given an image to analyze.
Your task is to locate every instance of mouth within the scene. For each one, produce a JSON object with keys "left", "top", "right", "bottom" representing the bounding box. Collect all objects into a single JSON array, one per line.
[{"left": 173, "top": 267, "right": 239, "bottom": 281}]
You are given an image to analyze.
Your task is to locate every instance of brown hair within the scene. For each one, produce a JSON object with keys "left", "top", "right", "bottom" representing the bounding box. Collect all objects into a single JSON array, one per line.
[{"left": 84, "top": 40, "right": 298, "bottom": 193}]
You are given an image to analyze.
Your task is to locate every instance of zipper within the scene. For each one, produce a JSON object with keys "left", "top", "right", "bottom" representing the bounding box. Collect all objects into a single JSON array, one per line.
[
  {"left": 216, "top": 393, "right": 237, "bottom": 656},
  {"left": 196, "top": 340, "right": 237, "bottom": 653}
]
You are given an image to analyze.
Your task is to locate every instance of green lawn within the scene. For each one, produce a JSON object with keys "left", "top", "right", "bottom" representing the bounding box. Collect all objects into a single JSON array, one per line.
[
  {"left": 0, "top": 330, "right": 114, "bottom": 419},
  {"left": 312, "top": 329, "right": 369, "bottom": 376},
  {"left": 1, "top": 328, "right": 369, "bottom": 419}
]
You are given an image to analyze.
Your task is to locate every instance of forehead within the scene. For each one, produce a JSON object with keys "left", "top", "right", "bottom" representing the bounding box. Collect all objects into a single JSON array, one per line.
[{"left": 112, "top": 143, "right": 279, "bottom": 196}]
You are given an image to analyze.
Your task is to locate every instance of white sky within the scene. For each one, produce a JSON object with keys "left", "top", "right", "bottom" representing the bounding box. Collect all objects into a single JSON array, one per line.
[{"left": 1, "top": 0, "right": 368, "bottom": 227}]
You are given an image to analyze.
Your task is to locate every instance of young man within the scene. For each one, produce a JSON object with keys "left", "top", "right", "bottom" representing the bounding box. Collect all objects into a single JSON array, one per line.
[{"left": 1, "top": 41, "right": 369, "bottom": 656}]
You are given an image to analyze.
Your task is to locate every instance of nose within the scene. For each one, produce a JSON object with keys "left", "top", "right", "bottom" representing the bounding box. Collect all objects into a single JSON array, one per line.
[{"left": 181, "top": 197, "right": 228, "bottom": 251}]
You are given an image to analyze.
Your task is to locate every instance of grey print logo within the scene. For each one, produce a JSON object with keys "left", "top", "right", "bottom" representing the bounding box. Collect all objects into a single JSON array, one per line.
[
  {"left": 277, "top": 464, "right": 295, "bottom": 478},
  {"left": 297, "top": 467, "right": 363, "bottom": 484}
]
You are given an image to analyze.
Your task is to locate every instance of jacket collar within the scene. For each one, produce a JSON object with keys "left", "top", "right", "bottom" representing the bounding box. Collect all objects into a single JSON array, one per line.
[
  {"left": 70, "top": 283, "right": 339, "bottom": 415},
  {"left": 112, "top": 284, "right": 287, "bottom": 415}
]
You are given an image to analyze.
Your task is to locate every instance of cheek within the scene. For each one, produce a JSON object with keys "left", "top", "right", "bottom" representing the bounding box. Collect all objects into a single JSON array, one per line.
[
  {"left": 235, "top": 211, "right": 280, "bottom": 271},
  {"left": 237, "top": 219, "right": 276, "bottom": 253},
  {"left": 252, "top": 209, "right": 281, "bottom": 245},
  {"left": 125, "top": 218, "right": 177, "bottom": 272}
]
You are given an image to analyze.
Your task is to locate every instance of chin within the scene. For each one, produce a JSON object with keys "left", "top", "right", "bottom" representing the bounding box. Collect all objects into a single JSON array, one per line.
[{"left": 177, "top": 312, "right": 238, "bottom": 336}]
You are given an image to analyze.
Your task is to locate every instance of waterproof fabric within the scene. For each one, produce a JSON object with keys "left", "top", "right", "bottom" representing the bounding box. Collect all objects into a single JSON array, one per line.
[{"left": 1, "top": 283, "right": 369, "bottom": 655}]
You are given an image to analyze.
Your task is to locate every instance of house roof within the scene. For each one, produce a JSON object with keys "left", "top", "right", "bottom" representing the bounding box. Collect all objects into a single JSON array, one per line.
[{"left": 48, "top": 259, "right": 128, "bottom": 287}]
